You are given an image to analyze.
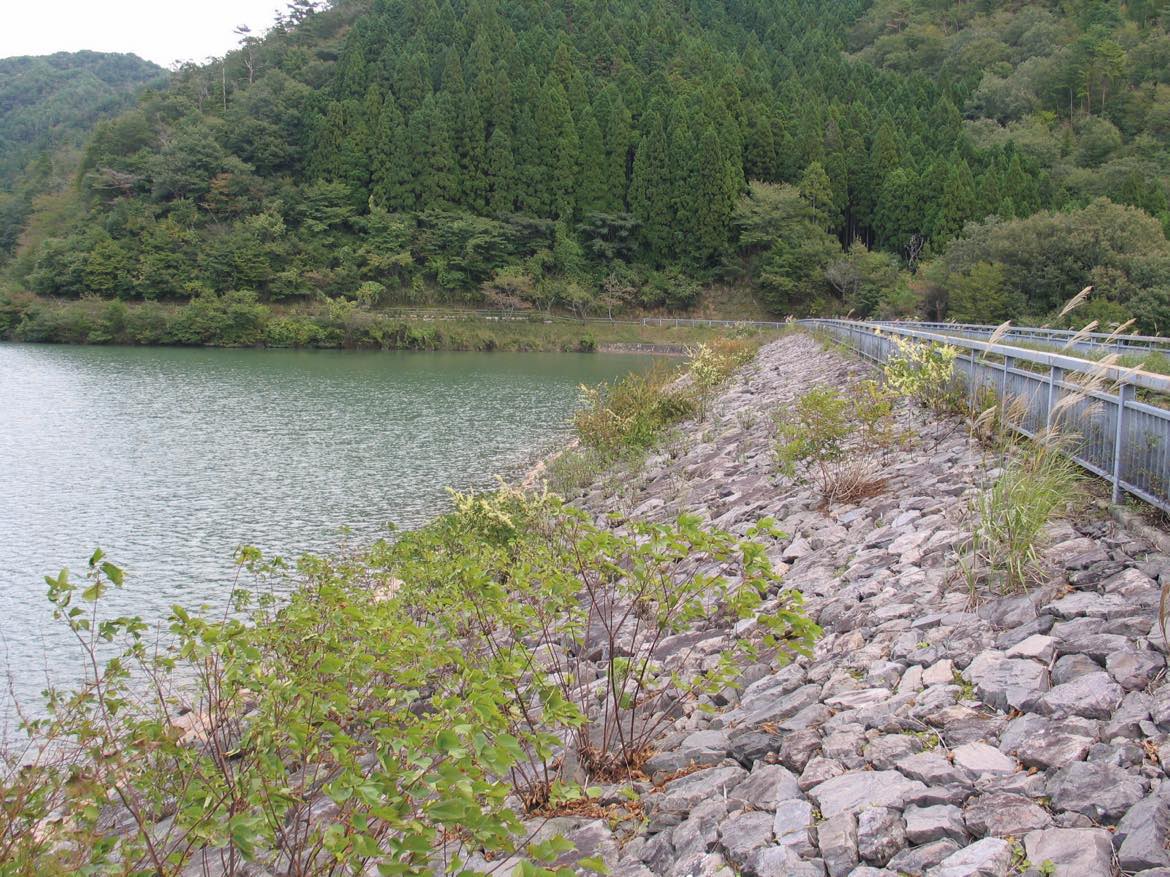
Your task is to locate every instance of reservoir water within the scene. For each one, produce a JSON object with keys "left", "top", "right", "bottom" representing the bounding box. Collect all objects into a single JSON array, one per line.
[{"left": 0, "top": 344, "right": 652, "bottom": 721}]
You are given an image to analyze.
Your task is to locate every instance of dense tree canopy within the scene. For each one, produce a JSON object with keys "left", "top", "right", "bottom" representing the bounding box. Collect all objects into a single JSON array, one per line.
[
  {"left": 0, "top": 51, "right": 165, "bottom": 258},
  {"left": 4, "top": 0, "right": 1170, "bottom": 330}
]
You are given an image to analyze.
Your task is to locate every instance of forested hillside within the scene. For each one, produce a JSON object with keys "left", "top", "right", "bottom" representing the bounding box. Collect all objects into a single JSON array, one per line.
[
  {"left": 0, "top": 51, "right": 166, "bottom": 258},
  {"left": 5, "top": 0, "right": 1170, "bottom": 334}
]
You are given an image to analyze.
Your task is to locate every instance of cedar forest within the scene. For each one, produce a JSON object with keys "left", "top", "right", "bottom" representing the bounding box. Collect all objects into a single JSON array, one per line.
[{"left": 4, "top": 0, "right": 1170, "bottom": 337}]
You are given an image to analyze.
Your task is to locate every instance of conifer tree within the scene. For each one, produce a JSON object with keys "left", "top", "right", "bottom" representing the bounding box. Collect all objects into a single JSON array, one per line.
[
  {"left": 595, "top": 85, "right": 632, "bottom": 212},
  {"left": 690, "top": 124, "right": 736, "bottom": 264},
  {"left": 875, "top": 166, "right": 924, "bottom": 253},
  {"left": 629, "top": 109, "right": 671, "bottom": 260},
  {"left": 799, "top": 161, "right": 838, "bottom": 230},
  {"left": 932, "top": 158, "right": 978, "bottom": 242},
  {"left": 575, "top": 105, "right": 607, "bottom": 214},
  {"left": 485, "top": 126, "right": 518, "bottom": 214},
  {"left": 371, "top": 100, "right": 411, "bottom": 211},
  {"left": 535, "top": 77, "right": 579, "bottom": 218}
]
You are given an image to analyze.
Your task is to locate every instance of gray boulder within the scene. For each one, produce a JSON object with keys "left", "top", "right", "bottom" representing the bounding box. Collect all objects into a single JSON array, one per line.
[
  {"left": 1046, "top": 761, "right": 1145, "bottom": 822},
  {"left": 904, "top": 804, "right": 968, "bottom": 845},
  {"left": 1117, "top": 796, "right": 1170, "bottom": 872},
  {"left": 808, "top": 770, "right": 928, "bottom": 819},
  {"left": 962, "top": 792, "right": 1051, "bottom": 838},
  {"left": 818, "top": 811, "right": 860, "bottom": 877},
  {"left": 856, "top": 807, "right": 905, "bottom": 867},
  {"left": 1023, "top": 827, "right": 1114, "bottom": 877}
]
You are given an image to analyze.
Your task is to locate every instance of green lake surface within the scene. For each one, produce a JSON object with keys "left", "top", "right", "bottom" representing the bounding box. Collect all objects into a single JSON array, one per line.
[{"left": 0, "top": 344, "right": 653, "bottom": 720}]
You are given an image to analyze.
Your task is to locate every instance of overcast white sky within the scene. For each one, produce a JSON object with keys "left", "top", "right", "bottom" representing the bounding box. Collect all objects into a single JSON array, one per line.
[{"left": 2, "top": 0, "right": 287, "bottom": 68}]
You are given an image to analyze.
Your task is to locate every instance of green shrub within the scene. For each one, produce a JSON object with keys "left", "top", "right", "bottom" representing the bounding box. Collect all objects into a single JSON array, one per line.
[
  {"left": 574, "top": 366, "right": 697, "bottom": 454},
  {"left": 775, "top": 383, "right": 897, "bottom": 503},
  {"left": 688, "top": 336, "right": 759, "bottom": 390},
  {"left": 2, "top": 493, "right": 818, "bottom": 874},
  {"left": 882, "top": 334, "right": 960, "bottom": 412},
  {"left": 264, "top": 315, "right": 322, "bottom": 347}
]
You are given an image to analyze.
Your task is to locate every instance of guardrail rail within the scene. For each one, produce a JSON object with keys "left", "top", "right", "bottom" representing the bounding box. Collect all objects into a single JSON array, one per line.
[
  {"left": 868, "top": 320, "right": 1170, "bottom": 357},
  {"left": 800, "top": 318, "right": 1170, "bottom": 514}
]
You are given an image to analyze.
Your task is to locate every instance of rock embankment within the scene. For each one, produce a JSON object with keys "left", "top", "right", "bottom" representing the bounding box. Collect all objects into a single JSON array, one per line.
[{"left": 559, "top": 333, "right": 1170, "bottom": 877}]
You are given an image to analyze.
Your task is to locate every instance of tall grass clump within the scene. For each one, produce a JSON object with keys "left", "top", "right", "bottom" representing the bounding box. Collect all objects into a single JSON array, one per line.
[
  {"left": 961, "top": 434, "right": 1084, "bottom": 594},
  {"left": 688, "top": 335, "right": 760, "bottom": 391},
  {"left": 573, "top": 364, "right": 698, "bottom": 455},
  {"left": 553, "top": 337, "right": 761, "bottom": 495}
]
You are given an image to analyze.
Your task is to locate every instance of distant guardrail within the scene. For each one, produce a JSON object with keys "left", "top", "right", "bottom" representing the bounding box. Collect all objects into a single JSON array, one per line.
[
  {"left": 800, "top": 318, "right": 1170, "bottom": 514},
  {"left": 373, "top": 308, "right": 792, "bottom": 330},
  {"left": 868, "top": 320, "right": 1170, "bottom": 357}
]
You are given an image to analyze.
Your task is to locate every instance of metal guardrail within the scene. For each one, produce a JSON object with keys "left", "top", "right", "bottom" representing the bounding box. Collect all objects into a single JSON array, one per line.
[
  {"left": 641, "top": 317, "right": 790, "bottom": 329},
  {"left": 801, "top": 318, "right": 1170, "bottom": 514},
  {"left": 869, "top": 320, "right": 1170, "bottom": 356},
  {"left": 374, "top": 309, "right": 791, "bottom": 330}
]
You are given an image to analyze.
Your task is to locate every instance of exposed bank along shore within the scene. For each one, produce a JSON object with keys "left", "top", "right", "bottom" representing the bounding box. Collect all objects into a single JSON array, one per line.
[{"left": 519, "top": 331, "right": 1170, "bottom": 877}]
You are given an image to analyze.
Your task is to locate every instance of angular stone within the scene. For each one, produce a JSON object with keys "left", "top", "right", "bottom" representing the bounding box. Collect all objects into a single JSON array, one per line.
[
  {"left": 922, "top": 659, "right": 955, "bottom": 686},
  {"left": 728, "top": 728, "right": 780, "bottom": 767},
  {"left": 799, "top": 755, "right": 845, "bottom": 792},
  {"left": 1043, "top": 592, "right": 1130, "bottom": 619},
  {"left": 779, "top": 728, "right": 823, "bottom": 773},
  {"left": 1104, "top": 566, "right": 1160, "bottom": 597},
  {"left": 856, "top": 807, "right": 905, "bottom": 867},
  {"left": 896, "top": 751, "right": 969, "bottom": 787},
  {"left": 978, "top": 595, "right": 1036, "bottom": 630},
  {"left": 926, "top": 837, "right": 1013, "bottom": 877},
  {"left": 886, "top": 839, "right": 961, "bottom": 876},
  {"left": 773, "top": 798, "right": 816, "bottom": 857},
  {"left": 808, "top": 770, "right": 928, "bottom": 819},
  {"left": 1051, "top": 652, "right": 1102, "bottom": 685},
  {"left": 951, "top": 743, "right": 1016, "bottom": 778},
  {"left": 1035, "top": 671, "right": 1123, "bottom": 720},
  {"left": 865, "top": 734, "right": 921, "bottom": 770},
  {"left": 904, "top": 803, "right": 968, "bottom": 845},
  {"left": 646, "top": 729, "right": 730, "bottom": 776},
  {"left": 1154, "top": 685, "right": 1170, "bottom": 729},
  {"left": 1013, "top": 723, "right": 1093, "bottom": 771},
  {"left": 745, "top": 683, "right": 821, "bottom": 727},
  {"left": 1117, "top": 796, "right": 1170, "bottom": 871},
  {"left": 962, "top": 792, "right": 1051, "bottom": 837},
  {"left": 669, "top": 799, "right": 727, "bottom": 861},
  {"left": 1107, "top": 649, "right": 1165, "bottom": 691},
  {"left": 728, "top": 763, "right": 802, "bottom": 811},
  {"left": 1023, "top": 827, "right": 1114, "bottom": 877},
  {"left": 1053, "top": 630, "right": 1132, "bottom": 662},
  {"left": 1004, "top": 634, "right": 1055, "bottom": 663},
  {"left": 825, "top": 688, "right": 894, "bottom": 710},
  {"left": 718, "top": 809, "right": 774, "bottom": 870},
  {"left": 1104, "top": 690, "right": 1152, "bottom": 739},
  {"left": 1046, "top": 761, "right": 1145, "bottom": 822},
  {"left": 1045, "top": 537, "right": 1109, "bottom": 569},
  {"left": 964, "top": 651, "right": 1048, "bottom": 713},
  {"left": 657, "top": 765, "right": 748, "bottom": 816},
  {"left": 818, "top": 811, "right": 859, "bottom": 877},
  {"left": 744, "top": 844, "right": 820, "bottom": 877}
]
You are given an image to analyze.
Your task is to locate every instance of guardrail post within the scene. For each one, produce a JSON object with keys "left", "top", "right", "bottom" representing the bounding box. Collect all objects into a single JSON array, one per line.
[
  {"left": 999, "top": 355, "right": 1013, "bottom": 408},
  {"left": 1045, "top": 366, "right": 1064, "bottom": 431},
  {"left": 1111, "top": 381, "right": 1135, "bottom": 505}
]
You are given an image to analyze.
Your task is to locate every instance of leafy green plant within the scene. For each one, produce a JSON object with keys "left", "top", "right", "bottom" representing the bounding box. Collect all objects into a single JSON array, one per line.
[
  {"left": 688, "top": 336, "right": 759, "bottom": 391},
  {"left": 775, "top": 384, "right": 895, "bottom": 503},
  {"left": 3, "top": 491, "right": 818, "bottom": 875},
  {"left": 394, "top": 488, "right": 818, "bottom": 792},
  {"left": 573, "top": 366, "right": 697, "bottom": 454},
  {"left": 882, "top": 334, "right": 960, "bottom": 413}
]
